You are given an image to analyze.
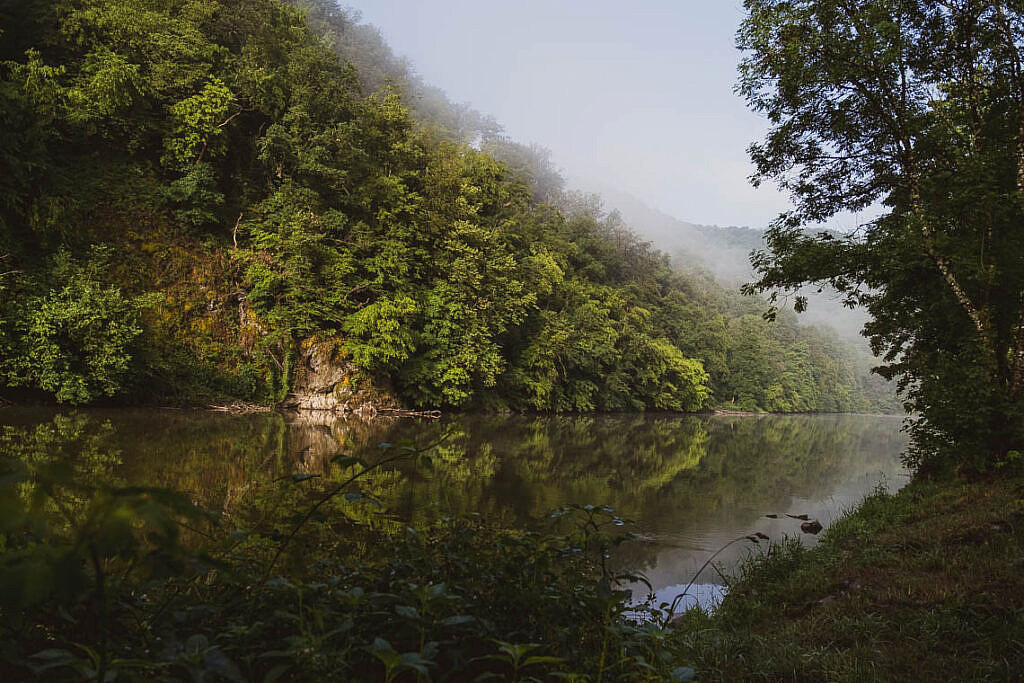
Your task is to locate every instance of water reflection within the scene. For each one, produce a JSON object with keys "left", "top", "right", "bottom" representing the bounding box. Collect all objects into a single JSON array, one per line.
[
  {"left": 0, "top": 408, "right": 907, "bottom": 609},
  {"left": 655, "top": 584, "right": 728, "bottom": 613}
]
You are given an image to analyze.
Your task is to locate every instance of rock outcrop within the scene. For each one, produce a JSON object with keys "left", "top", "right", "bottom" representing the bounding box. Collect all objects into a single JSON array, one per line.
[{"left": 280, "top": 338, "right": 400, "bottom": 416}]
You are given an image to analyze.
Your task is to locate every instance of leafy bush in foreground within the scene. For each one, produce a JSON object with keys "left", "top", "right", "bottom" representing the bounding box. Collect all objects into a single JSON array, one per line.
[{"left": 0, "top": 417, "right": 690, "bottom": 681}]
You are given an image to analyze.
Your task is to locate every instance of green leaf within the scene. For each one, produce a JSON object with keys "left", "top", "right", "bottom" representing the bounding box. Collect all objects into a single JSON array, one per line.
[
  {"left": 30, "top": 649, "right": 77, "bottom": 661},
  {"left": 342, "top": 491, "right": 383, "bottom": 508},
  {"left": 371, "top": 637, "right": 395, "bottom": 653},
  {"left": 397, "top": 651, "right": 431, "bottom": 675},
  {"left": 522, "top": 655, "right": 565, "bottom": 668}
]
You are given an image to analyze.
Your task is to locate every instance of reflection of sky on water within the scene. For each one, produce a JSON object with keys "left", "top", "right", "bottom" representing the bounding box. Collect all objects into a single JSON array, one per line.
[
  {"left": 653, "top": 583, "right": 728, "bottom": 613},
  {"left": 632, "top": 463, "right": 910, "bottom": 612},
  {"left": 627, "top": 583, "right": 727, "bottom": 618}
]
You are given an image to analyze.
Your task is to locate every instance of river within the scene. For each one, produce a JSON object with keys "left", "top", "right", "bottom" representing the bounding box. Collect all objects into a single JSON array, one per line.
[{"left": 0, "top": 408, "right": 907, "bottom": 610}]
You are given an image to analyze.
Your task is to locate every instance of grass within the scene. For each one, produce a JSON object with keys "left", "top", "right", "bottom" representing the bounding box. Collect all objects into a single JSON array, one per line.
[{"left": 669, "top": 471, "right": 1024, "bottom": 681}]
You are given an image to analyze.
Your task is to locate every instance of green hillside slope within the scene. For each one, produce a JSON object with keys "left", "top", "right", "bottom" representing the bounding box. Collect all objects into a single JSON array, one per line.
[{"left": 0, "top": 0, "right": 895, "bottom": 413}]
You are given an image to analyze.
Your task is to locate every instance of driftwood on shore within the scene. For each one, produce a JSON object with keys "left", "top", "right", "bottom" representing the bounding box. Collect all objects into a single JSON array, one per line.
[
  {"left": 206, "top": 402, "right": 438, "bottom": 419},
  {"left": 376, "top": 407, "right": 442, "bottom": 419},
  {"left": 208, "top": 403, "right": 274, "bottom": 414},
  {"left": 281, "top": 404, "right": 442, "bottom": 419}
]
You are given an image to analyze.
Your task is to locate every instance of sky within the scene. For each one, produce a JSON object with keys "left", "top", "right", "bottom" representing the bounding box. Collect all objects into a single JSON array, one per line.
[{"left": 345, "top": 0, "right": 799, "bottom": 229}]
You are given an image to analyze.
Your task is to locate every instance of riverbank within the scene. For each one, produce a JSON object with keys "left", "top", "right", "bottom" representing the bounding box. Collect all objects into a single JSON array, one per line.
[{"left": 669, "top": 469, "right": 1024, "bottom": 681}]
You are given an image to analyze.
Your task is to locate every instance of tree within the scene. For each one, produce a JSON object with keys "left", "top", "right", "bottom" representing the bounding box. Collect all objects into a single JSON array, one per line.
[
  {"left": 738, "top": 0, "right": 1024, "bottom": 470},
  {"left": 0, "top": 0, "right": 884, "bottom": 414},
  {"left": 2, "top": 249, "right": 151, "bottom": 404}
]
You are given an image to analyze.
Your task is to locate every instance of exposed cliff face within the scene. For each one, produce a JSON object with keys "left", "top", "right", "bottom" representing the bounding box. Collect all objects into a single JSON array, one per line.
[{"left": 280, "top": 338, "right": 400, "bottom": 416}]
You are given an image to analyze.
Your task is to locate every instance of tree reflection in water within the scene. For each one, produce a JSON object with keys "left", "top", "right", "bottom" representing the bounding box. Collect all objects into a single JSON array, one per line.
[{"left": 0, "top": 408, "right": 907, "bottom": 605}]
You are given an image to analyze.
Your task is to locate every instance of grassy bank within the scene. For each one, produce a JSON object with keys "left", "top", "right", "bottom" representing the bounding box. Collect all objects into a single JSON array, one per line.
[{"left": 670, "top": 470, "right": 1024, "bottom": 681}]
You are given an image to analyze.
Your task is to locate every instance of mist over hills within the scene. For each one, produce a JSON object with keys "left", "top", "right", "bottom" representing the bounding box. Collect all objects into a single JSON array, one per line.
[
  {"left": 587, "top": 185, "right": 764, "bottom": 285},
  {"left": 590, "top": 186, "right": 871, "bottom": 341}
]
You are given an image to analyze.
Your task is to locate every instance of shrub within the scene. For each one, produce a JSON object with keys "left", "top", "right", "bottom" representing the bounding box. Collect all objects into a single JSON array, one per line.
[{"left": 2, "top": 248, "right": 152, "bottom": 403}]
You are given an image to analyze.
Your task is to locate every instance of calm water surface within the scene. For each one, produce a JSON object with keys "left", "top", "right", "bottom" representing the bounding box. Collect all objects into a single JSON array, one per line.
[{"left": 0, "top": 408, "right": 907, "bottom": 609}]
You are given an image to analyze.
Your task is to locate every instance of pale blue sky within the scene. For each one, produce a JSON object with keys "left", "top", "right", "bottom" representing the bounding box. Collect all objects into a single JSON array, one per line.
[{"left": 345, "top": 0, "right": 801, "bottom": 228}]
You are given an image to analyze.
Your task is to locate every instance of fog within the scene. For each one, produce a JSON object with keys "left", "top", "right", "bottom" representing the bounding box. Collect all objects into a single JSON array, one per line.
[
  {"left": 350, "top": 0, "right": 790, "bottom": 229},
  {"left": 591, "top": 184, "right": 872, "bottom": 342},
  {"left": 337, "top": 1, "right": 875, "bottom": 346}
]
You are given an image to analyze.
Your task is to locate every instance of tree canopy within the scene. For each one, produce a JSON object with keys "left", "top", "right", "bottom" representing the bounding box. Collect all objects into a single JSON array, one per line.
[
  {"left": 0, "top": 0, "right": 892, "bottom": 415},
  {"left": 739, "top": 0, "right": 1024, "bottom": 469}
]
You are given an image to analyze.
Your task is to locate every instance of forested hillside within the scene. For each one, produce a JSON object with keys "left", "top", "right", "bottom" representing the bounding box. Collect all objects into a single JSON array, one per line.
[{"left": 0, "top": 0, "right": 895, "bottom": 413}]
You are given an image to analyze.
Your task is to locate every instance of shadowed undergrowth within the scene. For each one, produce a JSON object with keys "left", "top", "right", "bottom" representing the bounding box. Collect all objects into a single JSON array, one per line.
[
  {"left": 0, "top": 419, "right": 699, "bottom": 681},
  {"left": 669, "top": 470, "right": 1024, "bottom": 681}
]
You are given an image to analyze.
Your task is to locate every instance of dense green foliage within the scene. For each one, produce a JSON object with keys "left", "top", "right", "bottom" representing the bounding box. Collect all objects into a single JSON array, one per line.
[
  {"left": 738, "top": 0, "right": 1024, "bottom": 468},
  {"left": 0, "top": 0, "right": 889, "bottom": 413},
  {"left": 1, "top": 248, "right": 152, "bottom": 403}
]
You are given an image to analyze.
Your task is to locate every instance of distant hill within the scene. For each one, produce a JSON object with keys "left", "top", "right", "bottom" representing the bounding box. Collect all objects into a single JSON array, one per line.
[
  {"left": 593, "top": 186, "right": 870, "bottom": 341},
  {"left": 589, "top": 186, "right": 764, "bottom": 285}
]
